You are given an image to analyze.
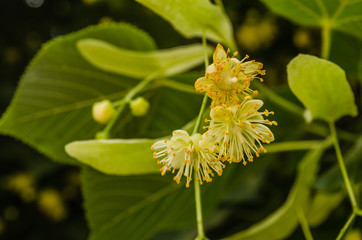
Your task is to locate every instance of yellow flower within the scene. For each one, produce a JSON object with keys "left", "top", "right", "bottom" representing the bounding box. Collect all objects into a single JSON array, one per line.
[
  {"left": 151, "top": 130, "right": 224, "bottom": 187},
  {"left": 201, "top": 99, "right": 276, "bottom": 165},
  {"left": 195, "top": 44, "right": 265, "bottom": 107}
]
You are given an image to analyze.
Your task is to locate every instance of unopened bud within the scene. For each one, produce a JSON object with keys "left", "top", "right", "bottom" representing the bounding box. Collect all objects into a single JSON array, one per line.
[
  {"left": 129, "top": 97, "right": 150, "bottom": 117},
  {"left": 92, "top": 100, "right": 115, "bottom": 124}
]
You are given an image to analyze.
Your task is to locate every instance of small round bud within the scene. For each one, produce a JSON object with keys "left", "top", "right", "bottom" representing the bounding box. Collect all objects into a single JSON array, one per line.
[
  {"left": 92, "top": 100, "right": 115, "bottom": 124},
  {"left": 129, "top": 97, "right": 150, "bottom": 117}
]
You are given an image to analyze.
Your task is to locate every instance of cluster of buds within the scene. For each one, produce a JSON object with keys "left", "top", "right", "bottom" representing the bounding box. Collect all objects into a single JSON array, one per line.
[{"left": 152, "top": 44, "right": 276, "bottom": 187}]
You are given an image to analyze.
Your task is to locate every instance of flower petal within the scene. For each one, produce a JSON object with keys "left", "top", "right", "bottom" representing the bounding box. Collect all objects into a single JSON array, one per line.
[
  {"left": 237, "top": 99, "right": 264, "bottom": 118},
  {"left": 171, "top": 130, "right": 191, "bottom": 143},
  {"left": 195, "top": 76, "right": 214, "bottom": 93},
  {"left": 151, "top": 140, "right": 167, "bottom": 151},
  {"left": 241, "top": 61, "right": 263, "bottom": 75},
  {"left": 213, "top": 44, "right": 227, "bottom": 63},
  {"left": 206, "top": 63, "right": 216, "bottom": 74},
  {"left": 210, "top": 106, "right": 231, "bottom": 122},
  {"left": 255, "top": 124, "right": 274, "bottom": 142}
]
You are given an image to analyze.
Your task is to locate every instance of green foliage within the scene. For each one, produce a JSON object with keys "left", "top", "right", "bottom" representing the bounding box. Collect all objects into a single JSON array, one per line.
[
  {"left": 224, "top": 139, "right": 330, "bottom": 240},
  {"left": 307, "top": 190, "right": 345, "bottom": 227},
  {"left": 287, "top": 54, "right": 357, "bottom": 122},
  {"left": 330, "top": 31, "right": 362, "bottom": 78},
  {"left": 81, "top": 166, "right": 231, "bottom": 240},
  {"left": 77, "top": 39, "right": 211, "bottom": 78},
  {"left": 65, "top": 139, "right": 159, "bottom": 175},
  {"left": 2, "top": 0, "right": 362, "bottom": 239},
  {"left": 135, "top": 0, "right": 236, "bottom": 49},
  {"left": 0, "top": 23, "right": 155, "bottom": 164},
  {"left": 316, "top": 135, "right": 362, "bottom": 191},
  {"left": 261, "top": 0, "right": 362, "bottom": 39},
  {"left": 0, "top": 23, "right": 203, "bottom": 165}
]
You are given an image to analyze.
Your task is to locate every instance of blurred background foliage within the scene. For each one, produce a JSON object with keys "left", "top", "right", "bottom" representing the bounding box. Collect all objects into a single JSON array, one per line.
[{"left": 0, "top": 0, "right": 361, "bottom": 239}]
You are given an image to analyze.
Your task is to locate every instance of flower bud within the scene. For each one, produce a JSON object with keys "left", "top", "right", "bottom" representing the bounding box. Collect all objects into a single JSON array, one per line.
[
  {"left": 129, "top": 97, "right": 150, "bottom": 117},
  {"left": 92, "top": 100, "right": 115, "bottom": 124}
]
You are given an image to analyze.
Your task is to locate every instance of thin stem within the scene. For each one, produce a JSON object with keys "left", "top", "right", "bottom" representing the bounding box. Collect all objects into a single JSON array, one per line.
[
  {"left": 356, "top": 209, "right": 362, "bottom": 216},
  {"left": 336, "top": 212, "right": 356, "bottom": 240},
  {"left": 265, "top": 140, "right": 326, "bottom": 153},
  {"left": 154, "top": 79, "right": 199, "bottom": 94},
  {"left": 193, "top": 93, "right": 209, "bottom": 134},
  {"left": 194, "top": 174, "right": 206, "bottom": 240},
  {"left": 329, "top": 122, "right": 358, "bottom": 209},
  {"left": 202, "top": 33, "right": 210, "bottom": 69},
  {"left": 296, "top": 207, "right": 314, "bottom": 240},
  {"left": 321, "top": 21, "right": 331, "bottom": 60},
  {"left": 192, "top": 31, "right": 210, "bottom": 240},
  {"left": 100, "top": 72, "right": 159, "bottom": 137}
]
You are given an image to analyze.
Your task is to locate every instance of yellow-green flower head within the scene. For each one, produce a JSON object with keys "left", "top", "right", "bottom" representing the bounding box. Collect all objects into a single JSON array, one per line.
[
  {"left": 151, "top": 130, "right": 224, "bottom": 187},
  {"left": 195, "top": 44, "right": 265, "bottom": 107},
  {"left": 202, "top": 99, "right": 276, "bottom": 165}
]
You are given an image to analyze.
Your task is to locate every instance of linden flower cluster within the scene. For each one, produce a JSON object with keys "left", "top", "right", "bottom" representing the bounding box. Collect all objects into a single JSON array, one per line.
[{"left": 152, "top": 44, "right": 276, "bottom": 187}]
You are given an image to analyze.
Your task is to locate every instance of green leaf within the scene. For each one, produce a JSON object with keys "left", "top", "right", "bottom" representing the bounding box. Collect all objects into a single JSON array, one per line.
[
  {"left": 261, "top": 0, "right": 362, "bottom": 39},
  {"left": 135, "top": 0, "right": 236, "bottom": 49},
  {"left": 0, "top": 23, "right": 202, "bottom": 165},
  {"left": 330, "top": 31, "right": 362, "bottom": 78},
  {"left": 82, "top": 166, "right": 231, "bottom": 240},
  {"left": 77, "top": 39, "right": 211, "bottom": 78},
  {"left": 287, "top": 54, "right": 357, "bottom": 122},
  {"left": 224, "top": 139, "right": 331, "bottom": 240},
  {"left": 65, "top": 139, "right": 159, "bottom": 175},
  {"left": 316, "top": 134, "right": 362, "bottom": 191},
  {"left": 358, "top": 49, "right": 362, "bottom": 84},
  {"left": 0, "top": 23, "right": 155, "bottom": 164},
  {"left": 307, "top": 190, "right": 345, "bottom": 227}
]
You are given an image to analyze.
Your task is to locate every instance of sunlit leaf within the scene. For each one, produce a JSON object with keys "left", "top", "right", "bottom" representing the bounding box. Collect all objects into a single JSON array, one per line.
[
  {"left": 261, "top": 0, "right": 362, "bottom": 39},
  {"left": 287, "top": 54, "right": 357, "bottom": 122},
  {"left": 77, "top": 39, "right": 211, "bottom": 78},
  {"left": 65, "top": 139, "right": 159, "bottom": 175},
  {"left": 224, "top": 139, "right": 330, "bottom": 240},
  {"left": 135, "top": 0, "right": 236, "bottom": 49}
]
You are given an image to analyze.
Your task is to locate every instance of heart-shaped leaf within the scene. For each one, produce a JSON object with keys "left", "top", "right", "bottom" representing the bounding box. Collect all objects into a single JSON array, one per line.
[
  {"left": 287, "top": 54, "right": 357, "bottom": 123},
  {"left": 136, "top": 0, "right": 236, "bottom": 49}
]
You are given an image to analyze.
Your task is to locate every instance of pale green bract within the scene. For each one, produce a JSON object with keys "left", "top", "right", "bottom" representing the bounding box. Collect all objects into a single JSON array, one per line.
[
  {"left": 65, "top": 139, "right": 159, "bottom": 175},
  {"left": 287, "top": 54, "right": 357, "bottom": 122},
  {"left": 77, "top": 39, "right": 212, "bottom": 78},
  {"left": 261, "top": 0, "right": 362, "bottom": 39},
  {"left": 224, "top": 139, "right": 330, "bottom": 240},
  {"left": 135, "top": 0, "right": 236, "bottom": 49}
]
